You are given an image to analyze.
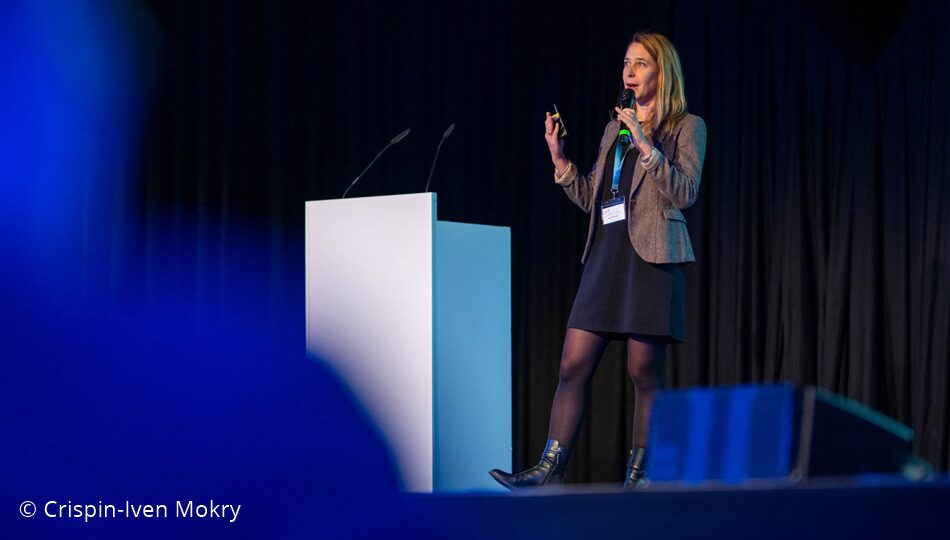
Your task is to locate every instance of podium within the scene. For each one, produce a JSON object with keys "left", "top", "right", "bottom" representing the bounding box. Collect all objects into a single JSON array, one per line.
[{"left": 305, "top": 193, "right": 511, "bottom": 492}]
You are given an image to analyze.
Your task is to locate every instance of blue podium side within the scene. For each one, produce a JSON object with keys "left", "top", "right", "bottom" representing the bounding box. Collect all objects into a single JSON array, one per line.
[{"left": 434, "top": 220, "right": 511, "bottom": 492}]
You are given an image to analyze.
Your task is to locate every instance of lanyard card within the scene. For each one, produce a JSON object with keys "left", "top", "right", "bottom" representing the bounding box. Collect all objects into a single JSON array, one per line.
[{"left": 601, "top": 196, "right": 626, "bottom": 225}]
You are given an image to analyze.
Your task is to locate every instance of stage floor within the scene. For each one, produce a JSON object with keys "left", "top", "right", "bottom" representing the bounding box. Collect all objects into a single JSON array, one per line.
[{"left": 401, "top": 476, "right": 950, "bottom": 539}]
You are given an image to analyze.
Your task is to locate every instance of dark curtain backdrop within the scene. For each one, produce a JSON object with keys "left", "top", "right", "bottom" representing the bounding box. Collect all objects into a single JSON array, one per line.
[{"left": 133, "top": 0, "right": 950, "bottom": 479}]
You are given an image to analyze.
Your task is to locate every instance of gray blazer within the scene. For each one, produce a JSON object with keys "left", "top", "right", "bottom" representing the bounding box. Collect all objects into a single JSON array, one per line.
[{"left": 555, "top": 113, "right": 706, "bottom": 264}]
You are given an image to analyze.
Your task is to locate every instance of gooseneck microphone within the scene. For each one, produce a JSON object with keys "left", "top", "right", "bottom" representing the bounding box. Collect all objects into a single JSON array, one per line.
[
  {"left": 617, "top": 89, "right": 635, "bottom": 145},
  {"left": 424, "top": 123, "right": 455, "bottom": 193},
  {"left": 342, "top": 128, "right": 412, "bottom": 198}
]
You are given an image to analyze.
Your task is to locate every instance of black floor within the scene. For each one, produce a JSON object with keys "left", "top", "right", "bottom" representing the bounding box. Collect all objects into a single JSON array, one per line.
[{"left": 400, "top": 476, "right": 950, "bottom": 539}]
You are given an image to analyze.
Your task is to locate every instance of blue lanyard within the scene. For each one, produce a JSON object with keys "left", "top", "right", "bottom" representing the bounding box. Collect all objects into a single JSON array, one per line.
[{"left": 611, "top": 141, "right": 633, "bottom": 197}]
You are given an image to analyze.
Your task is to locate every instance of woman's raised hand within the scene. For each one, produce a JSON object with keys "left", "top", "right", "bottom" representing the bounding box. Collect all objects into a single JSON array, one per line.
[{"left": 545, "top": 112, "right": 569, "bottom": 172}]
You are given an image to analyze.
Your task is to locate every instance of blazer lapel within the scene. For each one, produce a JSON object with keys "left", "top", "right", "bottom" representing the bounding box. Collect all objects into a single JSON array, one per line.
[
  {"left": 630, "top": 161, "right": 647, "bottom": 197},
  {"left": 630, "top": 132, "right": 665, "bottom": 197}
]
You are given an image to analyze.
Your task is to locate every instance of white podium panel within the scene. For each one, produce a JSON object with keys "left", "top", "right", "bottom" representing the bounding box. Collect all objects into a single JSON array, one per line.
[{"left": 305, "top": 193, "right": 510, "bottom": 492}]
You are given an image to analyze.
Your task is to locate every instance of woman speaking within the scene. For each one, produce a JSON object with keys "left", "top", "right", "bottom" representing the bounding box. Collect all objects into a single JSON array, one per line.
[{"left": 491, "top": 32, "right": 706, "bottom": 489}]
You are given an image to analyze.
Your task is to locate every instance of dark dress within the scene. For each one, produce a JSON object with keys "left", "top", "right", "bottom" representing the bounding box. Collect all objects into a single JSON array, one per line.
[{"left": 566, "top": 139, "right": 686, "bottom": 342}]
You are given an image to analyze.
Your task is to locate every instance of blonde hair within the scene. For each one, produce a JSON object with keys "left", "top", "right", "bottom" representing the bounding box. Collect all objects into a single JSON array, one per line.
[{"left": 630, "top": 32, "right": 688, "bottom": 138}]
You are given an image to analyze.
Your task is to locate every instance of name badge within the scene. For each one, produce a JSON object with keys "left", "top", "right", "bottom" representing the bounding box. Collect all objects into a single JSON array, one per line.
[{"left": 601, "top": 196, "right": 626, "bottom": 225}]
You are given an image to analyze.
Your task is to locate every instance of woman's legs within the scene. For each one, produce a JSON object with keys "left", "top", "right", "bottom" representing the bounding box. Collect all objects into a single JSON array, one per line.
[
  {"left": 549, "top": 330, "right": 667, "bottom": 451},
  {"left": 547, "top": 328, "right": 611, "bottom": 448},
  {"left": 626, "top": 334, "right": 666, "bottom": 447}
]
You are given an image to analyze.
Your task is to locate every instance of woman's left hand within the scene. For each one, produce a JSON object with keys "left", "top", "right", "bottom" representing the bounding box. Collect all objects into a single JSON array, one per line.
[{"left": 614, "top": 106, "right": 652, "bottom": 155}]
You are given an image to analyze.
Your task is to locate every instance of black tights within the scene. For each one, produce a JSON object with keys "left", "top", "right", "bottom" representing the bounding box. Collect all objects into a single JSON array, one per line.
[{"left": 547, "top": 328, "right": 666, "bottom": 452}]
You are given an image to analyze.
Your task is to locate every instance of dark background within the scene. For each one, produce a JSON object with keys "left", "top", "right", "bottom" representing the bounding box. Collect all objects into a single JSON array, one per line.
[{"left": 134, "top": 0, "right": 949, "bottom": 480}]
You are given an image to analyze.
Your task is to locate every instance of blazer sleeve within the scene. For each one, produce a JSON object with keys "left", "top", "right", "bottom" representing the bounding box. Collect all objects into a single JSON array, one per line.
[
  {"left": 642, "top": 115, "right": 707, "bottom": 209},
  {"left": 552, "top": 122, "right": 613, "bottom": 213}
]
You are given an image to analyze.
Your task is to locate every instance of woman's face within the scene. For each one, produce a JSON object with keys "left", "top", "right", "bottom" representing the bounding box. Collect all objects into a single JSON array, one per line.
[{"left": 623, "top": 42, "right": 658, "bottom": 104}]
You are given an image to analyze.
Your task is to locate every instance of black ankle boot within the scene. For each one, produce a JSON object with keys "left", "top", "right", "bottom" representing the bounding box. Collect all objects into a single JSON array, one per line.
[
  {"left": 489, "top": 439, "right": 568, "bottom": 489},
  {"left": 623, "top": 446, "right": 648, "bottom": 490}
]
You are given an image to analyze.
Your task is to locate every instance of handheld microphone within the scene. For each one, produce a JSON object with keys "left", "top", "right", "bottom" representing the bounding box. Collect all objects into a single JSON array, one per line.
[
  {"left": 342, "top": 128, "right": 412, "bottom": 198},
  {"left": 424, "top": 123, "right": 455, "bottom": 193},
  {"left": 617, "top": 88, "right": 635, "bottom": 145}
]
